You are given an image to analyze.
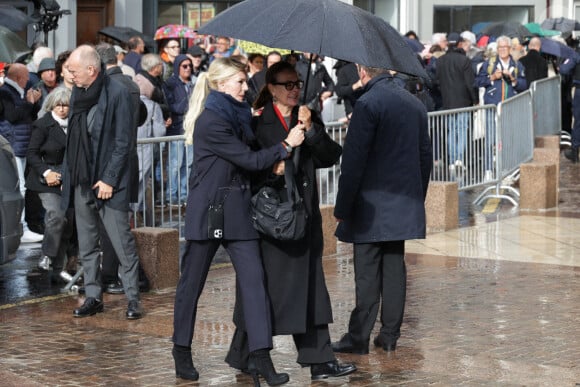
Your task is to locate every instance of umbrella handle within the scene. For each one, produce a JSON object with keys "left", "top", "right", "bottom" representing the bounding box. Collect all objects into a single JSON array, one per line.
[{"left": 293, "top": 54, "right": 314, "bottom": 170}]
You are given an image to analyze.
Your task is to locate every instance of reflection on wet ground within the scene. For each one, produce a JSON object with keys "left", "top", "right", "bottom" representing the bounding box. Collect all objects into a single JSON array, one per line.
[{"left": 0, "top": 153, "right": 579, "bottom": 385}]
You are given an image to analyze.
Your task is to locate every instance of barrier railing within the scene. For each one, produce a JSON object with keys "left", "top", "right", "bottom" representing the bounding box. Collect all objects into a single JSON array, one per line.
[
  {"left": 428, "top": 105, "right": 498, "bottom": 191},
  {"left": 131, "top": 78, "right": 551, "bottom": 236},
  {"left": 530, "top": 75, "right": 561, "bottom": 137}
]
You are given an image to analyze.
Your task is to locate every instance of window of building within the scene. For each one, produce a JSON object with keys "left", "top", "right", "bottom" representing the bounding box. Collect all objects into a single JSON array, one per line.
[
  {"left": 158, "top": 1, "right": 239, "bottom": 28},
  {"left": 433, "top": 5, "right": 534, "bottom": 33}
]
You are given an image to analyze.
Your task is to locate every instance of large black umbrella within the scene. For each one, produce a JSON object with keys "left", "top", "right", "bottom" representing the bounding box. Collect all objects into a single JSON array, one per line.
[
  {"left": 197, "top": 0, "right": 427, "bottom": 79},
  {"left": 98, "top": 26, "right": 155, "bottom": 51},
  {"left": 0, "top": 5, "right": 35, "bottom": 32},
  {"left": 481, "top": 21, "right": 531, "bottom": 39},
  {"left": 0, "top": 26, "right": 31, "bottom": 63},
  {"left": 541, "top": 17, "right": 580, "bottom": 33}
]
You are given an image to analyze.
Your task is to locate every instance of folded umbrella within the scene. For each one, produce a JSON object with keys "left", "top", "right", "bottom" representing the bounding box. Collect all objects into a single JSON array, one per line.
[{"left": 198, "top": 0, "right": 426, "bottom": 79}]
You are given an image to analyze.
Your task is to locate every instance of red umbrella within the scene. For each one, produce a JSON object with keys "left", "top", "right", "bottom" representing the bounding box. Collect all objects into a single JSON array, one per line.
[{"left": 154, "top": 24, "right": 197, "bottom": 40}]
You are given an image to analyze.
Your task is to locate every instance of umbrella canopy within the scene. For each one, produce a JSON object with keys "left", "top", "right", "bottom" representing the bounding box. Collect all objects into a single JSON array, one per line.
[
  {"left": 472, "top": 22, "right": 492, "bottom": 36},
  {"left": 197, "top": 0, "right": 426, "bottom": 79},
  {"left": 541, "top": 17, "right": 580, "bottom": 33},
  {"left": 98, "top": 26, "right": 155, "bottom": 50},
  {"left": 481, "top": 21, "right": 531, "bottom": 39},
  {"left": 540, "top": 37, "right": 576, "bottom": 59},
  {"left": 154, "top": 24, "right": 197, "bottom": 40},
  {"left": 0, "top": 5, "right": 35, "bottom": 32},
  {"left": 0, "top": 26, "right": 31, "bottom": 63},
  {"left": 524, "top": 22, "right": 560, "bottom": 37},
  {"left": 404, "top": 37, "right": 424, "bottom": 53}
]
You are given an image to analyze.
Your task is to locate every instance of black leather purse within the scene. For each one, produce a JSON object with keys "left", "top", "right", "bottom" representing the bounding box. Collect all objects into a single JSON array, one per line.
[{"left": 250, "top": 160, "right": 308, "bottom": 240}]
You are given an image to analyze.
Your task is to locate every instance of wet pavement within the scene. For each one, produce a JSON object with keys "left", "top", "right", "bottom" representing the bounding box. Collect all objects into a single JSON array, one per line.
[{"left": 0, "top": 153, "right": 579, "bottom": 386}]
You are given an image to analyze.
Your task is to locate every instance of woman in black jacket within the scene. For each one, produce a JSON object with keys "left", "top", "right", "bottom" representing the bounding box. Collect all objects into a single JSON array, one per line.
[
  {"left": 172, "top": 57, "right": 305, "bottom": 385},
  {"left": 226, "top": 61, "right": 356, "bottom": 381},
  {"left": 26, "top": 87, "right": 74, "bottom": 280}
]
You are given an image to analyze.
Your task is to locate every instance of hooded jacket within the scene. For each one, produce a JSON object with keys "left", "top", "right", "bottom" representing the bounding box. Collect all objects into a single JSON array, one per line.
[{"left": 162, "top": 54, "right": 193, "bottom": 136}]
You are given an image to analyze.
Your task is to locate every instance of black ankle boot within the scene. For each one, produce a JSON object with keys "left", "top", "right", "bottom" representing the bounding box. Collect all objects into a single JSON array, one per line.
[
  {"left": 172, "top": 344, "right": 199, "bottom": 381},
  {"left": 247, "top": 349, "right": 289, "bottom": 386}
]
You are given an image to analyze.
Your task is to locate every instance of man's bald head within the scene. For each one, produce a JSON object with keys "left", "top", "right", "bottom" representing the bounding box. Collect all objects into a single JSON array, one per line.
[
  {"left": 528, "top": 37, "right": 542, "bottom": 52},
  {"left": 67, "top": 45, "right": 101, "bottom": 88},
  {"left": 6, "top": 63, "right": 29, "bottom": 88}
]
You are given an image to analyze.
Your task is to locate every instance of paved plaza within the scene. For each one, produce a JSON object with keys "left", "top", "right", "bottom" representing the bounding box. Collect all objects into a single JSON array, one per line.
[{"left": 0, "top": 155, "right": 579, "bottom": 386}]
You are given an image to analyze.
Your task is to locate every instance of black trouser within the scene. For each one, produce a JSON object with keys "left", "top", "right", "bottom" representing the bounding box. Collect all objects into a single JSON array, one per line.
[{"left": 346, "top": 241, "right": 406, "bottom": 344}]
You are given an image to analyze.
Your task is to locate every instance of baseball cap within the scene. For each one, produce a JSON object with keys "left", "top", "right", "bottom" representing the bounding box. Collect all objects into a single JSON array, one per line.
[
  {"left": 187, "top": 45, "right": 204, "bottom": 57},
  {"left": 447, "top": 32, "right": 465, "bottom": 45}
]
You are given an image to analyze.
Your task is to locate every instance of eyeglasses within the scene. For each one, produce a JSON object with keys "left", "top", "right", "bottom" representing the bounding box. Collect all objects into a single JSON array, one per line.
[
  {"left": 167, "top": 45, "right": 180, "bottom": 49},
  {"left": 181, "top": 64, "right": 192, "bottom": 69},
  {"left": 272, "top": 80, "right": 304, "bottom": 91}
]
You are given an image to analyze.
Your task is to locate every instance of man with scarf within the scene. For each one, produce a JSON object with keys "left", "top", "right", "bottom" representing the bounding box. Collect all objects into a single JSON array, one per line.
[{"left": 61, "top": 45, "right": 143, "bottom": 320}]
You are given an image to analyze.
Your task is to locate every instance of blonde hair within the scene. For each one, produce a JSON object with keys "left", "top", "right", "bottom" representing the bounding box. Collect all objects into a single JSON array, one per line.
[{"left": 183, "top": 57, "right": 247, "bottom": 145}]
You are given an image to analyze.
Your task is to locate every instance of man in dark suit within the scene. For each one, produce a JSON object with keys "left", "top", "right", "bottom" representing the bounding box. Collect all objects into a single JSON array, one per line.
[
  {"left": 331, "top": 65, "right": 432, "bottom": 354},
  {"left": 61, "top": 45, "right": 143, "bottom": 320},
  {"left": 436, "top": 32, "right": 478, "bottom": 172},
  {"left": 519, "top": 37, "right": 548, "bottom": 86}
]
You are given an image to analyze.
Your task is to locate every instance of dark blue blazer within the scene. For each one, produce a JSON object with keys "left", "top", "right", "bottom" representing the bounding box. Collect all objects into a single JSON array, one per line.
[
  {"left": 184, "top": 108, "right": 288, "bottom": 241},
  {"left": 334, "top": 74, "right": 432, "bottom": 243}
]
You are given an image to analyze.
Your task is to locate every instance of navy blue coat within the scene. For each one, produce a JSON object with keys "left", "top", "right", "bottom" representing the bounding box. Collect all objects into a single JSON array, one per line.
[
  {"left": 0, "top": 82, "right": 38, "bottom": 157},
  {"left": 61, "top": 74, "right": 135, "bottom": 211},
  {"left": 334, "top": 74, "right": 432, "bottom": 243},
  {"left": 184, "top": 108, "right": 289, "bottom": 241}
]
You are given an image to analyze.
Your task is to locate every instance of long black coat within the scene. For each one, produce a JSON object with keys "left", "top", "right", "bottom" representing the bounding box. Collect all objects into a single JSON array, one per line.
[
  {"left": 519, "top": 49, "right": 548, "bottom": 86},
  {"left": 25, "top": 113, "right": 67, "bottom": 194},
  {"left": 234, "top": 102, "right": 342, "bottom": 334},
  {"left": 335, "top": 74, "right": 432, "bottom": 243},
  {"left": 183, "top": 107, "right": 288, "bottom": 241},
  {"left": 436, "top": 47, "right": 478, "bottom": 109},
  {"left": 61, "top": 74, "right": 135, "bottom": 211}
]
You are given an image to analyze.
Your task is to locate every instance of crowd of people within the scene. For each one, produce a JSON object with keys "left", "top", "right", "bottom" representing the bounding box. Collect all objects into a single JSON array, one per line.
[{"left": 0, "top": 26, "right": 574, "bottom": 385}]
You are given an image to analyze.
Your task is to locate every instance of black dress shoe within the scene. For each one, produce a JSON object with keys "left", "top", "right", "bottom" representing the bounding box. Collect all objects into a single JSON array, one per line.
[
  {"left": 373, "top": 335, "right": 397, "bottom": 352},
  {"left": 565, "top": 147, "right": 579, "bottom": 163},
  {"left": 311, "top": 360, "right": 357, "bottom": 380},
  {"left": 331, "top": 334, "right": 369, "bottom": 354},
  {"left": 105, "top": 281, "right": 125, "bottom": 294},
  {"left": 73, "top": 297, "right": 104, "bottom": 318},
  {"left": 126, "top": 300, "right": 143, "bottom": 320}
]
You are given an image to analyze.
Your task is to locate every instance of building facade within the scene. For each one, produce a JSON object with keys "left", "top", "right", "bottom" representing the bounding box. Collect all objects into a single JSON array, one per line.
[{"left": 1, "top": 0, "right": 578, "bottom": 60}]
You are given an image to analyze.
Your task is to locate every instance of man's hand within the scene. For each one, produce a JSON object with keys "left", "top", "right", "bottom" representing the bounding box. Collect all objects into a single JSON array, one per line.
[{"left": 93, "top": 180, "right": 114, "bottom": 200}]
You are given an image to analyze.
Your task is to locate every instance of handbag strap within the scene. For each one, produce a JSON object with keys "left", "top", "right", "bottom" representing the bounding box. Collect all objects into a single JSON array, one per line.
[{"left": 283, "top": 160, "right": 300, "bottom": 205}]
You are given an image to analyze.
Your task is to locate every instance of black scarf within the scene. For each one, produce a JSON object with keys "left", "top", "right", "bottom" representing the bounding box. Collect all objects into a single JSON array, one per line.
[
  {"left": 204, "top": 89, "right": 255, "bottom": 143},
  {"left": 67, "top": 71, "right": 104, "bottom": 187}
]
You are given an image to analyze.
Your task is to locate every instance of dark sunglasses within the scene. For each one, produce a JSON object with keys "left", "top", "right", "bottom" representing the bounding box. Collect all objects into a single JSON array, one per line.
[
  {"left": 181, "top": 64, "right": 193, "bottom": 69},
  {"left": 272, "top": 80, "right": 304, "bottom": 91}
]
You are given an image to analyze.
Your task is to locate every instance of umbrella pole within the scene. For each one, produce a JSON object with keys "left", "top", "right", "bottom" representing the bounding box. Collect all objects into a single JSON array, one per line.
[{"left": 294, "top": 54, "right": 314, "bottom": 169}]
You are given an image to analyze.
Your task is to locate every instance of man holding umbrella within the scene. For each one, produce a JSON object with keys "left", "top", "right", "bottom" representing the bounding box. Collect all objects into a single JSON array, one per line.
[{"left": 332, "top": 64, "right": 432, "bottom": 355}]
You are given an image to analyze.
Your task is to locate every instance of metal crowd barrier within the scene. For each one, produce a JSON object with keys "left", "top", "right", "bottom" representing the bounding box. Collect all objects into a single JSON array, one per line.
[
  {"left": 428, "top": 105, "right": 498, "bottom": 192},
  {"left": 530, "top": 76, "right": 561, "bottom": 137}
]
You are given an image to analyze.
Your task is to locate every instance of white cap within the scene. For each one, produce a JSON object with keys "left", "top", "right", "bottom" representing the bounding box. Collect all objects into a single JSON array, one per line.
[
  {"left": 114, "top": 45, "right": 127, "bottom": 54},
  {"left": 461, "top": 31, "right": 476, "bottom": 46}
]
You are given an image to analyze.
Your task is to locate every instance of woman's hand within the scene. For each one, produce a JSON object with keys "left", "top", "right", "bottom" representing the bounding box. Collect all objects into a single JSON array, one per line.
[
  {"left": 45, "top": 171, "right": 61, "bottom": 186},
  {"left": 272, "top": 161, "right": 285, "bottom": 175},
  {"left": 285, "top": 124, "right": 306, "bottom": 148},
  {"left": 298, "top": 105, "right": 312, "bottom": 129}
]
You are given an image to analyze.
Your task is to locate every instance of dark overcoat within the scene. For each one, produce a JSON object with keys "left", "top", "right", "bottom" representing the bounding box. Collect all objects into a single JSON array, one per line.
[
  {"left": 234, "top": 102, "right": 342, "bottom": 334},
  {"left": 25, "top": 113, "right": 67, "bottom": 194},
  {"left": 183, "top": 107, "right": 288, "bottom": 241},
  {"left": 334, "top": 74, "right": 432, "bottom": 243},
  {"left": 61, "top": 74, "right": 134, "bottom": 211}
]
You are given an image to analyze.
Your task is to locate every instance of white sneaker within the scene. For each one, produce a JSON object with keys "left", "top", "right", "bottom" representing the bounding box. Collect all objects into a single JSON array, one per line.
[{"left": 21, "top": 229, "right": 44, "bottom": 243}]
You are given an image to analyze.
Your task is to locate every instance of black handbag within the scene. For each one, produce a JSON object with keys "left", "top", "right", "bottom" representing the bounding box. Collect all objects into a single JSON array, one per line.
[{"left": 250, "top": 159, "right": 308, "bottom": 240}]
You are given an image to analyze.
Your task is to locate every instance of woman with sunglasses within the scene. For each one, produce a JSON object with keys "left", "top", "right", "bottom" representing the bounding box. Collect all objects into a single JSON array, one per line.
[
  {"left": 226, "top": 61, "right": 356, "bottom": 381},
  {"left": 172, "top": 57, "right": 305, "bottom": 385}
]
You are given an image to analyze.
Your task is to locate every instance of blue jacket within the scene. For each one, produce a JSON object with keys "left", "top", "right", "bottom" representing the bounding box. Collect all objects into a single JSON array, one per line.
[
  {"left": 163, "top": 54, "right": 192, "bottom": 136},
  {"left": 475, "top": 55, "right": 527, "bottom": 105},
  {"left": 0, "top": 83, "right": 38, "bottom": 157},
  {"left": 334, "top": 74, "right": 432, "bottom": 243}
]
